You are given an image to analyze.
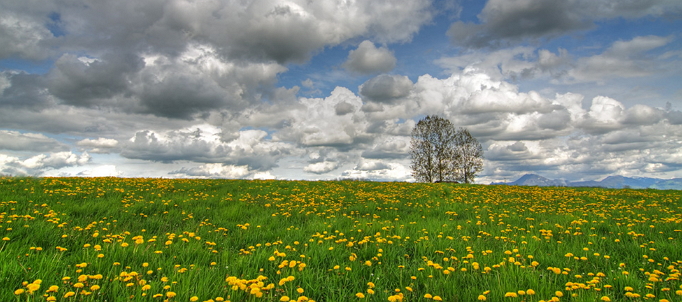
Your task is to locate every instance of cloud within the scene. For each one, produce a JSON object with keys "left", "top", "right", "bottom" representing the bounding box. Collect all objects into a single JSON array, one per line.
[
  {"left": 355, "top": 159, "right": 391, "bottom": 171},
  {"left": 578, "top": 96, "right": 625, "bottom": 134},
  {"left": 303, "top": 161, "right": 339, "bottom": 174},
  {"left": 665, "top": 110, "right": 682, "bottom": 125},
  {"left": 120, "top": 124, "right": 295, "bottom": 170},
  {"left": 76, "top": 165, "right": 122, "bottom": 177},
  {"left": 47, "top": 53, "right": 144, "bottom": 107},
  {"left": 436, "top": 47, "right": 537, "bottom": 81},
  {"left": 0, "top": 71, "right": 53, "bottom": 109},
  {"left": 447, "top": 0, "right": 682, "bottom": 49},
  {"left": 76, "top": 137, "right": 119, "bottom": 153},
  {"left": 566, "top": 36, "right": 672, "bottom": 83},
  {"left": 448, "top": 0, "right": 590, "bottom": 48},
  {"left": 340, "top": 162, "right": 412, "bottom": 181},
  {"left": 0, "top": 130, "right": 67, "bottom": 152},
  {"left": 361, "top": 136, "right": 410, "bottom": 159},
  {"left": 169, "top": 163, "right": 253, "bottom": 179},
  {"left": 274, "top": 87, "right": 369, "bottom": 147},
  {"left": 622, "top": 104, "right": 664, "bottom": 125},
  {"left": 76, "top": 137, "right": 119, "bottom": 148},
  {"left": 1, "top": 0, "right": 433, "bottom": 121},
  {"left": 132, "top": 46, "right": 288, "bottom": 119},
  {"left": 486, "top": 141, "right": 541, "bottom": 161},
  {"left": 343, "top": 40, "right": 397, "bottom": 74},
  {"left": 438, "top": 35, "right": 673, "bottom": 85},
  {"left": 359, "top": 74, "right": 413, "bottom": 103},
  {"left": 25, "top": 0, "right": 431, "bottom": 64},
  {"left": 170, "top": 163, "right": 278, "bottom": 179},
  {"left": 0, "top": 10, "right": 54, "bottom": 60},
  {"left": 335, "top": 102, "right": 356, "bottom": 115},
  {"left": 0, "top": 151, "right": 90, "bottom": 176}
]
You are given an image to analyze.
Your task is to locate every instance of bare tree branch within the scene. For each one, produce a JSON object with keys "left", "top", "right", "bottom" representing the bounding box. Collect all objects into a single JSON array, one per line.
[{"left": 410, "top": 116, "right": 483, "bottom": 183}]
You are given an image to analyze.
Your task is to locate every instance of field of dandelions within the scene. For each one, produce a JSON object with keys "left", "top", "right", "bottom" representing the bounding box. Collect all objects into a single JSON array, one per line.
[{"left": 2, "top": 177, "right": 681, "bottom": 302}]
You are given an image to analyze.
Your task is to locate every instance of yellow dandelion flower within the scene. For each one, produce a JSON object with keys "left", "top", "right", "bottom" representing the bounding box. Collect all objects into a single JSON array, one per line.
[{"left": 26, "top": 283, "right": 40, "bottom": 293}]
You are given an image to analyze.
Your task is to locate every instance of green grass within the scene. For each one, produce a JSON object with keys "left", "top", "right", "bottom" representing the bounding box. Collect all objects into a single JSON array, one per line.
[{"left": 1, "top": 177, "right": 681, "bottom": 302}]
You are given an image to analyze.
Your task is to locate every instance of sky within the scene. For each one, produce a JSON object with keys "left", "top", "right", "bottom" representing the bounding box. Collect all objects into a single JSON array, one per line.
[{"left": 1, "top": 0, "right": 682, "bottom": 183}]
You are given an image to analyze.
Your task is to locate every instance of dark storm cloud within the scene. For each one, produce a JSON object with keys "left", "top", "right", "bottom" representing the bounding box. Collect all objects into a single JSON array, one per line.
[
  {"left": 47, "top": 53, "right": 144, "bottom": 107},
  {"left": 0, "top": 71, "right": 52, "bottom": 109},
  {"left": 334, "top": 101, "right": 356, "bottom": 115},
  {"left": 137, "top": 72, "right": 234, "bottom": 120},
  {"left": 485, "top": 141, "right": 540, "bottom": 161},
  {"left": 2, "top": 0, "right": 434, "bottom": 122},
  {"left": 39, "top": 0, "right": 432, "bottom": 64},
  {"left": 448, "top": 0, "right": 682, "bottom": 49},
  {"left": 359, "top": 74, "right": 413, "bottom": 103},
  {"left": 449, "top": 0, "right": 587, "bottom": 48}
]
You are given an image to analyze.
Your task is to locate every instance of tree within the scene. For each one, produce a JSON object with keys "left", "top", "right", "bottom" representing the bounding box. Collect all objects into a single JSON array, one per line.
[
  {"left": 409, "top": 115, "right": 483, "bottom": 183},
  {"left": 455, "top": 128, "right": 484, "bottom": 184}
]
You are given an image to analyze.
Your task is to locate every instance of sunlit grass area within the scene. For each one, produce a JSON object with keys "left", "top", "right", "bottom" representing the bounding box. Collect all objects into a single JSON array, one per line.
[{"left": 2, "top": 177, "right": 681, "bottom": 302}]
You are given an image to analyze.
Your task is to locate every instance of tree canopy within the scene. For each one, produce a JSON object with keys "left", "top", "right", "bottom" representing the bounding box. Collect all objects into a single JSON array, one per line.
[{"left": 409, "top": 115, "right": 483, "bottom": 183}]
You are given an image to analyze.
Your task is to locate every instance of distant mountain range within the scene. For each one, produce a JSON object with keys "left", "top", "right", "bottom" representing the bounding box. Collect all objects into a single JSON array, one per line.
[{"left": 491, "top": 174, "right": 682, "bottom": 190}]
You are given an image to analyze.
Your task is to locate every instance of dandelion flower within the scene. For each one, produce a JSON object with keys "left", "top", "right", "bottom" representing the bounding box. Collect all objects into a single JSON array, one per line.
[{"left": 26, "top": 283, "right": 40, "bottom": 293}]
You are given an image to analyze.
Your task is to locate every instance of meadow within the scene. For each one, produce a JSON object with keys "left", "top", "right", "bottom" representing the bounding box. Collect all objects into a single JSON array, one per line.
[{"left": 1, "top": 177, "right": 681, "bottom": 302}]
